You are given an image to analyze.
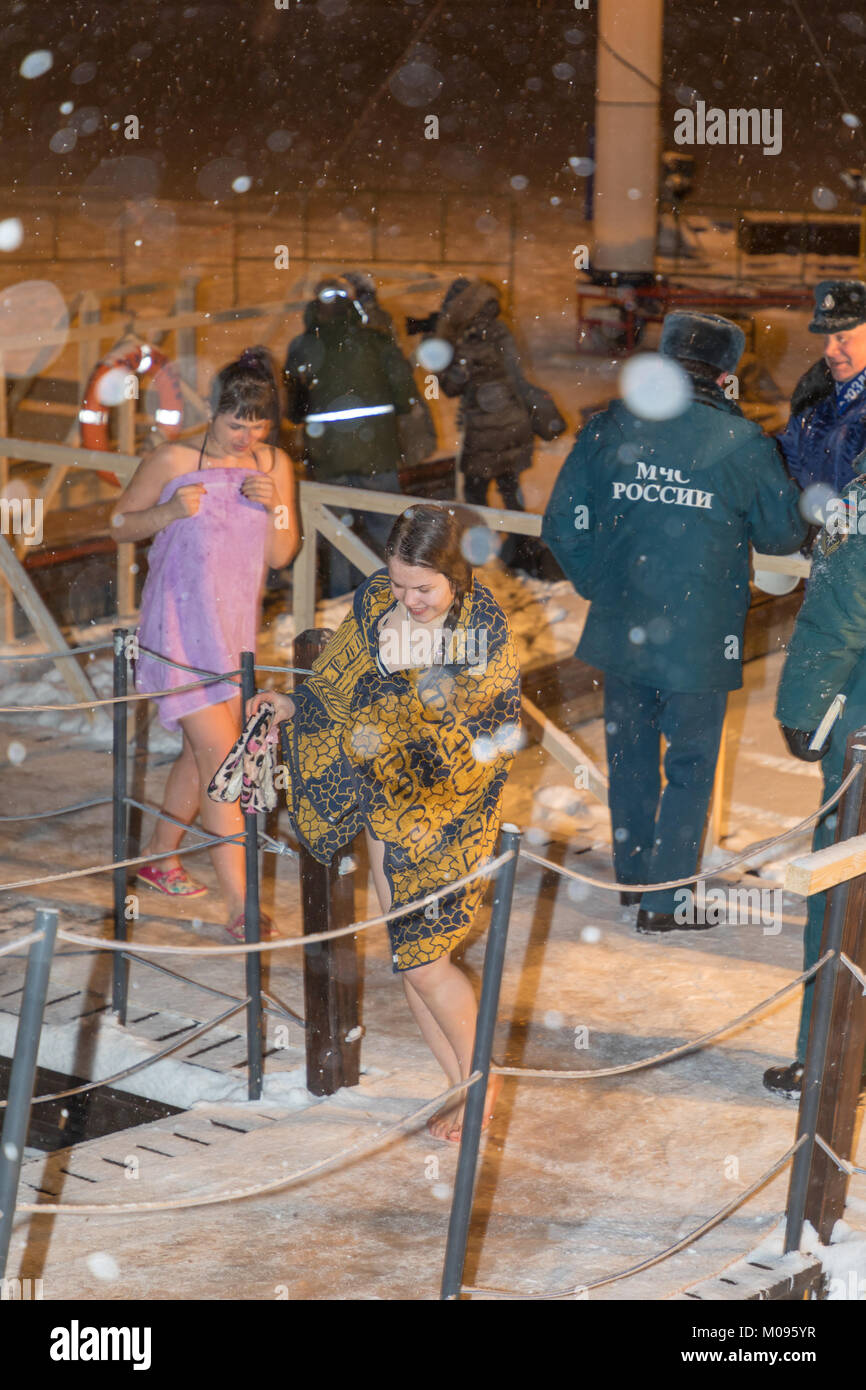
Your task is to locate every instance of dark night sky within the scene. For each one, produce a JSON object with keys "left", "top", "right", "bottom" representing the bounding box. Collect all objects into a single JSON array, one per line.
[{"left": 1, "top": 0, "right": 864, "bottom": 212}]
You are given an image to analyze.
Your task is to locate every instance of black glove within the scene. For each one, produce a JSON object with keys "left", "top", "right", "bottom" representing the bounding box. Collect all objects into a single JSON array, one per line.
[{"left": 781, "top": 725, "right": 827, "bottom": 762}]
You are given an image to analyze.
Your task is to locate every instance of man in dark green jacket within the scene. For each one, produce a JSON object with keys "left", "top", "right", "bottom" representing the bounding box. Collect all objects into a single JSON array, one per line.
[
  {"left": 284, "top": 276, "right": 417, "bottom": 595},
  {"left": 771, "top": 465, "right": 866, "bottom": 1095},
  {"left": 543, "top": 311, "right": 807, "bottom": 932}
]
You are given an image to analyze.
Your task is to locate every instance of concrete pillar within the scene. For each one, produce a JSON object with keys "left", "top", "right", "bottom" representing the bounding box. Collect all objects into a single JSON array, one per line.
[{"left": 593, "top": 0, "right": 664, "bottom": 273}]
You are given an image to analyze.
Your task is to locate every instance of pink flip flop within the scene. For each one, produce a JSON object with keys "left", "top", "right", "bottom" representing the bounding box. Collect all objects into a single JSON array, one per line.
[{"left": 137, "top": 864, "right": 208, "bottom": 897}]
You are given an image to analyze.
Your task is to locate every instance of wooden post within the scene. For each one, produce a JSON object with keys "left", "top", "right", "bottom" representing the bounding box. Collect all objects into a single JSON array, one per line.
[
  {"left": 115, "top": 395, "right": 137, "bottom": 618},
  {"left": 173, "top": 276, "right": 199, "bottom": 386},
  {"left": 796, "top": 732, "right": 866, "bottom": 1244},
  {"left": 706, "top": 714, "right": 727, "bottom": 856},
  {"left": 785, "top": 731, "right": 866, "bottom": 1250},
  {"left": 290, "top": 629, "right": 361, "bottom": 1097},
  {"left": 0, "top": 537, "right": 100, "bottom": 709},
  {"left": 293, "top": 498, "right": 318, "bottom": 640},
  {"left": 0, "top": 353, "right": 13, "bottom": 641},
  {"left": 77, "top": 291, "right": 101, "bottom": 389}
]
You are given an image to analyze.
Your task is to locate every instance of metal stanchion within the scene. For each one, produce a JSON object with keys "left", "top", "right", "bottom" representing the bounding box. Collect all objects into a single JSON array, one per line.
[
  {"left": 111, "top": 627, "right": 129, "bottom": 1022},
  {"left": 785, "top": 738, "right": 866, "bottom": 1253},
  {"left": 440, "top": 825, "right": 520, "bottom": 1301},
  {"left": 241, "top": 649, "right": 263, "bottom": 1101},
  {"left": 0, "top": 908, "right": 58, "bottom": 1279}
]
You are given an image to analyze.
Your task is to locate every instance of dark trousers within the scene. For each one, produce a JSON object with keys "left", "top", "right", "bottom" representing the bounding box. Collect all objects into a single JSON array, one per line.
[
  {"left": 320, "top": 469, "right": 402, "bottom": 598},
  {"left": 463, "top": 472, "right": 525, "bottom": 511},
  {"left": 603, "top": 673, "right": 727, "bottom": 914},
  {"left": 464, "top": 471, "right": 557, "bottom": 573}
]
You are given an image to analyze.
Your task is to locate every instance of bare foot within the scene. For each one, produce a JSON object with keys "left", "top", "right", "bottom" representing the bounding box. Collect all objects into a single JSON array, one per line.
[{"left": 426, "top": 1073, "right": 502, "bottom": 1144}]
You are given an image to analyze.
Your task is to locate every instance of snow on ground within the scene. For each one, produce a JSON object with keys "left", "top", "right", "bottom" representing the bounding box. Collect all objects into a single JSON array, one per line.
[{"left": 3, "top": 625, "right": 866, "bottom": 1300}]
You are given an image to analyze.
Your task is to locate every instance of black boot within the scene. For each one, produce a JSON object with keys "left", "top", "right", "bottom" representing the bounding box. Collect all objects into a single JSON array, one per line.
[
  {"left": 762, "top": 1061, "right": 804, "bottom": 1097},
  {"left": 636, "top": 908, "right": 714, "bottom": 934},
  {"left": 619, "top": 890, "right": 642, "bottom": 907}
]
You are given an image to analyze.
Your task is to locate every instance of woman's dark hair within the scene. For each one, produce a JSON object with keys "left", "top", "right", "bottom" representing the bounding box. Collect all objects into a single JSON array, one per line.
[
  {"left": 385, "top": 504, "right": 472, "bottom": 628},
  {"left": 209, "top": 345, "right": 280, "bottom": 439}
]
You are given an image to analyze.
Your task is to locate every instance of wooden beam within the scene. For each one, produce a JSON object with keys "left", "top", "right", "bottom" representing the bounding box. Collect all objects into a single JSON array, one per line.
[
  {"left": 0, "top": 437, "right": 139, "bottom": 483},
  {"left": 293, "top": 499, "right": 319, "bottom": 639},
  {"left": 173, "top": 276, "right": 198, "bottom": 386},
  {"left": 520, "top": 692, "right": 608, "bottom": 804},
  {"left": 311, "top": 501, "right": 381, "bottom": 577},
  {"left": 76, "top": 290, "right": 101, "bottom": 390},
  {"left": 675, "top": 1253, "right": 824, "bottom": 1302},
  {"left": 0, "top": 295, "right": 311, "bottom": 354},
  {"left": 0, "top": 354, "right": 13, "bottom": 642},
  {"left": 752, "top": 549, "right": 811, "bottom": 580},
  {"left": 0, "top": 536, "right": 99, "bottom": 711},
  {"left": 300, "top": 480, "right": 543, "bottom": 537},
  {"left": 115, "top": 398, "right": 137, "bottom": 619},
  {"left": 784, "top": 832, "right": 866, "bottom": 897}
]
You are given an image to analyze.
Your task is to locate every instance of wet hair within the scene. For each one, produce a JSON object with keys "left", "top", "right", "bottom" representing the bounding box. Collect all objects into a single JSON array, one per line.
[
  {"left": 209, "top": 346, "right": 280, "bottom": 438},
  {"left": 385, "top": 504, "right": 472, "bottom": 629}
]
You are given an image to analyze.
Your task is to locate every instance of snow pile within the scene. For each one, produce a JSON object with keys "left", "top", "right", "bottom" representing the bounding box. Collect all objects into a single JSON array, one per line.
[
  {"left": 0, "top": 1007, "right": 314, "bottom": 1112},
  {"left": 750, "top": 1216, "right": 866, "bottom": 1300}
]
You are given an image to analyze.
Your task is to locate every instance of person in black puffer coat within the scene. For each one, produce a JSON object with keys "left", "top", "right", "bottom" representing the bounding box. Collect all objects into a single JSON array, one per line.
[{"left": 430, "top": 278, "right": 564, "bottom": 573}]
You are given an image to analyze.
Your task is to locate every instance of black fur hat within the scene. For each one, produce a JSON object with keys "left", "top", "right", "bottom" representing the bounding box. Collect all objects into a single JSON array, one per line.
[
  {"left": 660, "top": 310, "right": 746, "bottom": 375},
  {"left": 808, "top": 280, "right": 866, "bottom": 334}
]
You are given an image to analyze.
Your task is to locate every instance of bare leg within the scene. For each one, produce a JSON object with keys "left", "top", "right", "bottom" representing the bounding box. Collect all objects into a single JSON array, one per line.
[
  {"left": 408, "top": 955, "right": 502, "bottom": 1140},
  {"left": 179, "top": 699, "right": 246, "bottom": 922},
  {"left": 402, "top": 973, "right": 462, "bottom": 1087},
  {"left": 143, "top": 732, "right": 200, "bottom": 870},
  {"left": 364, "top": 828, "right": 500, "bottom": 1140}
]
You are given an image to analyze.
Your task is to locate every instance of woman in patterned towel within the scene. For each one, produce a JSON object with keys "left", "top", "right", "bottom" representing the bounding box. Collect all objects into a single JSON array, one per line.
[{"left": 249, "top": 505, "right": 520, "bottom": 1141}]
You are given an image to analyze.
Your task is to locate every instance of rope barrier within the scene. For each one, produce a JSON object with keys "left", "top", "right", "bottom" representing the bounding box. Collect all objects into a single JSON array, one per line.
[
  {"left": 0, "top": 796, "right": 113, "bottom": 823},
  {"left": 52, "top": 849, "right": 515, "bottom": 956},
  {"left": 840, "top": 951, "right": 866, "bottom": 995},
  {"left": 259, "top": 829, "right": 299, "bottom": 859},
  {"left": 135, "top": 646, "right": 313, "bottom": 680},
  {"left": 0, "top": 929, "right": 45, "bottom": 959},
  {"left": 519, "top": 764, "right": 861, "bottom": 896},
  {"left": 814, "top": 1133, "right": 866, "bottom": 1179},
  {"left": 14, "top": 1073, "right": 483, "bottom": 1213},
  {"left": 461, "top": 1134, "right": 808, "bottom": 1300},
  {"left": 123, "top": 795, "right": 224, "bottom": 852},
  {"left": 0, "top": 831, "right": 245, "bottom": 895},
  {"left": 491, "top": 952, "right": 834, "bottom": 1081},
  {"left": 0, "top": 1001, "right": 248, "bottom": 1109},
  {"left": 254, "top": 664, "right": 314, "bottom": 676},
  {"left": 136, "top": 644, "right": 241, "bottom": 683},
  {"left": 0, "top": 640, "right": 114, "bottom": 662},
  {"left": 0, "top": 671, "right": 241, "bottom": 714},
  {"left": 125, "top": 951, "right": 303, "bottom": 1026}
]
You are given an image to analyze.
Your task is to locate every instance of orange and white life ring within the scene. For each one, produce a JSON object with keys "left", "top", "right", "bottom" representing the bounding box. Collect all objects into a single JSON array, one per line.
[{"left": 79, "top": 344, "right": 185, "bottom": 484}]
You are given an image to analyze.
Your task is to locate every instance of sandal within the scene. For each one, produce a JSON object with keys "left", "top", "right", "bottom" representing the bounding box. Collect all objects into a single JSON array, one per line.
[
  {"left": 137, "top": 864, "right": 208, "bottom": 898},
  {"left": 226, "top": 910, "right": 275, "bottom": 942}
]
